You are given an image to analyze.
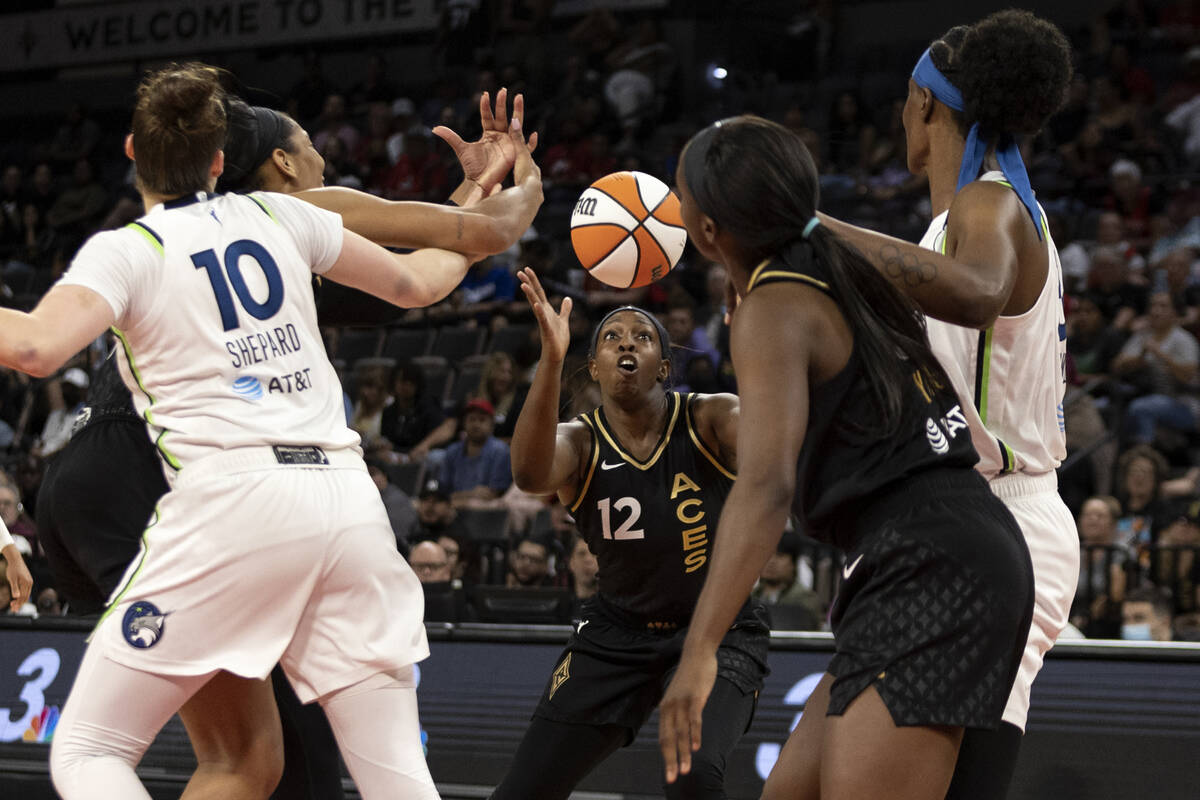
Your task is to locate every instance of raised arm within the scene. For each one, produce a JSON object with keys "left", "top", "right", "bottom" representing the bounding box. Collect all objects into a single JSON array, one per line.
[
  {"left": 509, "top": 268, "right": 587, "bottom": 497},
  {"left": 0, "top": 285, "right": 115, "bottom": 377},
  {"left": 819, "top": 181, "right": 1028, "bottom": 329},
  {"left": 297, "top": 92, "right": 543, "bottom": 256},
  {"left": 322, "top": 116, "right": 539, "bottom": 308},
  {"left": 659, "top": 284, "right": 812, "bottom": 782}
]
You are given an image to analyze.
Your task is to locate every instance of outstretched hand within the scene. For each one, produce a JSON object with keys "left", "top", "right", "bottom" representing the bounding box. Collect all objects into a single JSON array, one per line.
[
  {"left": 658, "top": 646, "right": 717, "bottom": 784},
  {"left": 433, "top": 88, "right": 540, "bottom": 196},
  {"left": 518, "top": 267, "right": 571, "bottom": 363}
]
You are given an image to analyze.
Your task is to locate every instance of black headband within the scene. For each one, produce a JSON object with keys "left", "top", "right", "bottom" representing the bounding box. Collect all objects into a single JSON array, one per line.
[{"left": 221, "top": 105, "right": 288, "bottom": 188}]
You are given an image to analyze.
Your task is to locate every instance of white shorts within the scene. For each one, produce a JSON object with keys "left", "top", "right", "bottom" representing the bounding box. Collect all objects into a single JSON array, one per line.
[
  {"left": 990, "top": 471, "right": 1079, "bottom": 730},
  {"left": 93, "top": 446, "right": 428, "bottom": 703}
]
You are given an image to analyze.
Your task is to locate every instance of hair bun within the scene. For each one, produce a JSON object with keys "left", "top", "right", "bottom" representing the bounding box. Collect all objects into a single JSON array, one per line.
[{"left": 956, "top": 9, "right": 1072, "bottom": 138}]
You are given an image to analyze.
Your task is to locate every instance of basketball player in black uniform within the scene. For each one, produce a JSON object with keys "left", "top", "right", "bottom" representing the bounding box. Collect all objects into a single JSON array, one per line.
[
  {"left": 35, "top": 89, "right": 540, "bottom": 799},
  {"left": 659, "top": 116, "right": 1034, "bottom": 800},
  {"left": 490, "top": 269, "right": 768, "bottom": 800}
]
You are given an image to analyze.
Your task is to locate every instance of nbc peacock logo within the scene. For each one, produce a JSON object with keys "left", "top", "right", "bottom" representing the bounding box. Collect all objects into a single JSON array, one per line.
[{"left": 22, "top": 704, "right": 60, "bottom": 743}]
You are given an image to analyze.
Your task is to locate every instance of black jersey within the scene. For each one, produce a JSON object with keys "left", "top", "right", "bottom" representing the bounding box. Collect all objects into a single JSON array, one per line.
[
  {"left": 568, "top": 391, "right": 734, "bottom": 626},
  {"left": 745, "top": 242, "right": 979, "bottom": 549}
]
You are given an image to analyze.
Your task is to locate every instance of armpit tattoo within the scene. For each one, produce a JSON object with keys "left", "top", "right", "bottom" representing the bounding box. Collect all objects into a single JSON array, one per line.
[{"left": 878, "top": 243, "right": 937, "bottom": 287}]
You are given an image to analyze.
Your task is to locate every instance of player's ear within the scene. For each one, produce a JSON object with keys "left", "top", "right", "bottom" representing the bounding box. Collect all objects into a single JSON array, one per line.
[
  {"left": 272, "top": 147, "right": 297, "bottom": 180},
  {"left": 917, "top": 85, "right": 934, "bottom": 123},
  {"left": 657, "top": 359, "right": 670, "bottom": 383},
  {"left": 698, "top": 213, "right": 719, "bottom": 249},
  {"left": 210, "top": 150, "right": 224, "bottom": 181},
  {"left": 124, "top": 134, "right": 135, "bottom": 162},
  {"left": 588, "top": 357, "right": 599, "bottom": 382}
]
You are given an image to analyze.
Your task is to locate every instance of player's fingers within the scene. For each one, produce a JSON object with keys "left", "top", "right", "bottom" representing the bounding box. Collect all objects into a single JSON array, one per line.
[
  {"left": 689, "top": 698, "right": 704, "bottom": 753},
  {"left": 512, "top": 92, "right": 524, "bottom": 129},
  {"left": 494, "top": 87, "right": 509, "bottom": 130},
  {"left": 488, "top": 183, "right": 502, "bottom": 197},
  {"left": 560, "top": 295, "right": 573, "bottom": 320},
  {"left": 479, "top": 90, "right": 494, "bottom": 130},
  {"left": 675, "top": 705, "right": 694, "bottom": 777},
  {"left": 659, "top": 704, "right": 680, "bottom": 783},
  {"left": 528, "top": 131, "right": 539, "bottom": 154},
  {"left": 431, "top": 126, "right": 466, "bottom": 154}
]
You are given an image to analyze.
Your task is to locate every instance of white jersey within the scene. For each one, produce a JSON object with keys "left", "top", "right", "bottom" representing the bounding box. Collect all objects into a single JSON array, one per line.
[
  {"left": 58, "top": 191, "right": 358, "bottom": 473},
  {"left": 919, "top": 171, "right": 1067, "bottom": 480}
]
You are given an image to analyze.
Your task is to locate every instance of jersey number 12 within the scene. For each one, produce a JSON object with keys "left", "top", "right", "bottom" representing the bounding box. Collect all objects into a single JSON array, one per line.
[
  {"left": 597, "top": 497, "right": 645, "bottom": 541},
  {"left": 192, "top": 240, "right": 284, "bottom": 332}
]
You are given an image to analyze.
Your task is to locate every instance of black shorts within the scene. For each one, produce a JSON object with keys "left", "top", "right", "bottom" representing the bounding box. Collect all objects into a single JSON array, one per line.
[
  {"left": 826, "top": 469, "right": 1033, "bottom": 730},
  {"left": 533, "top": 596, "right": 770, "bottom": 742},
  {"left": 36, "top": 416, "right": 167, "bottom": 615}
]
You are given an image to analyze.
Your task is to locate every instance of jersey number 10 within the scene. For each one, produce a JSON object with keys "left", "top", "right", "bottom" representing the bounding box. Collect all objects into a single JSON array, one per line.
[{"left": 192, "top": 240, "right": 285, "bottom": 332}]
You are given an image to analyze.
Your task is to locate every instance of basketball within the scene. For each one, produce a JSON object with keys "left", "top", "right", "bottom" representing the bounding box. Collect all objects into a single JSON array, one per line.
[{"left": 569, "top": 171, "right": 687, "bottom": 289}]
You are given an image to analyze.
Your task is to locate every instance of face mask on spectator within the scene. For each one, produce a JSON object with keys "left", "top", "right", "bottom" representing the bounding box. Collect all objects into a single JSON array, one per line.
[{"left": 1121, "top": 623, "right": 1153, "bottom": 641}]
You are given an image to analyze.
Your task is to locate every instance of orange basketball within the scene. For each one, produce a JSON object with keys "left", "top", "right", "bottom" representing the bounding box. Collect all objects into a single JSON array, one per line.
[{"left": 569, "top": 171, "right": 687, "bottom": 289}]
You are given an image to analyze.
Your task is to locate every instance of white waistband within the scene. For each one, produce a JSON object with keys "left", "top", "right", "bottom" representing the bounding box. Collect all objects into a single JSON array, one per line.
[
  {"left": 988, "top": 470, "right": 1058, "bottom": 500},
  {"left": 171, "top": 445, "right": 365, "bottom": 488}
]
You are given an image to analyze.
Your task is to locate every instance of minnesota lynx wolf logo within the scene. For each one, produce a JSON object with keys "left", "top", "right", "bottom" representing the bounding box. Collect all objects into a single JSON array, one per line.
[
  {"left": 123, "top": 601, "right": 170, "bottom": 649},
  {"left": 549, "top": 653, "right": 572, "bottom": 699}
]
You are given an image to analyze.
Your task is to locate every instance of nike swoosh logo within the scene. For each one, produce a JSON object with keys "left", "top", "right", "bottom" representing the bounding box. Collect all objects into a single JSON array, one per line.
[
  {"left": 842, "top": 554, "right": 863, "bottom": 580},
  {"left": 600, "top": 460, "right": 625, "bottom": 470}
]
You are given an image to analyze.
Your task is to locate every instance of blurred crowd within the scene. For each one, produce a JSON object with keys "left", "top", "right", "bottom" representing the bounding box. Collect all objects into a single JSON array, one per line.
[{"left": 2, "top": 1, "right": 1200, "bottom": 641}]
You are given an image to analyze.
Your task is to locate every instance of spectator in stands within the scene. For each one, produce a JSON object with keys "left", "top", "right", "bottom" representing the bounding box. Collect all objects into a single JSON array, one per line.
[
  {"left": 664, "top": 293, "right": 721, "bottom": 392},
  {"left": 0, "top": 477, "right": 37, "bottom": 557},
  {"left": 566, "top": 532, "right": 598, "bottom": 603},
  {"left": 826, "top": 89, "right": 877, "bottom": 177},
  {"left": 36, "top": 586, "right": 62, "bottom": 617},
  {"left": 34, "top": 367, "right": 88, "bottom": 459},
  {"left": 437, "top": 531, "right": 468, "bottom": 588},
  {"left": 385, "top": 98, "right": 421, "bottom": 165},
  {"left": 45, "top": 158, "right": 107, "bottom": 250},
  {"left": 1121, "top": 585, "right": 1175, "bottom": 641},
  {"left": 409, "top": 540, "right": 453, "bottom": 584},
  {"left": 1115, "top": 444, "right": 1173, "bottom": 552},
  {"left": 1089, "top": 245, "right": 1147, "bottom": 332},
  {"left": 1096, "top": 209, "right": 1147, "bottom": 275},
  {"left": 456, "top": 255, "right": 518, "bottom": 323},
  {"left": 25, "top": 162, "right": 57, "bottom": 220},
  {"left": 506, "top": 535, "right": 553, "bottom": 588},
  {"left": 1104, "top": 160, "right": 1157, "bottom": 249},
  {"left": 1113, "top": 292, "right": 1200, "bottom": 443},
  {"left": 1153, "top": 499, "right": 1200, "bottom": 615},
  {"left": 1068, "top": 291, "right": 1127, "bottom": 378},
  {"left": 319, "top": 135, "right": 365, "bottom": 190},
  {"left": 0, "top": 165, "right": 24, "bottom": 261},
  {"left": 751, "top": 534, "right": 822, "bottom": 630},
  {"left": 472, "top": 352, "right": 528, "bottom": 440},
  {"left": 440, "top": 398, "right": 513, "bottom": 505},
  {"left": 1073, "top": 495, "right": 1129, "bottom": 638},
  {"left": 1158, "top": 246, "right": 1200, "bottom": 333},
  {"left": 46, "top": 103, "right": 101, "bottom": 168},
  {"left": 348, "top": 53, "right": 398, "bottom": 117},
  {"left": 380, "top": 360, "right": 454, "bottom": 463},
  {"left": 349, "top": 365, "right": 389, "bottom": 442},
  {"left": 383, "top": 130, "right": 450, "bottom": 202},
  {"left": 312, "top": 93, "right": 360, "bottom": 155},
  {"left": 415, "top": 479, "right": 467, "bottom": 542},
  {"left": 366, "top": 458, "right": 419, "bottom": 551}
]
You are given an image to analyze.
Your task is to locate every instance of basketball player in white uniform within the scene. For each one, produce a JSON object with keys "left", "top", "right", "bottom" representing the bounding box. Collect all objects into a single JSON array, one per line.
[
  {"left": 0, "top": 63, "right": 539, "bottom": 800},
  {"left": 818, "top": 11, "right": 1077, "bottom": 799}
]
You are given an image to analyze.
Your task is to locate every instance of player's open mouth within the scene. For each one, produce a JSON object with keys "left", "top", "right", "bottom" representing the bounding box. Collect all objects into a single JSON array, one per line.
[{"left": 617, "top": 356, "right": 637, "bottom": 373}]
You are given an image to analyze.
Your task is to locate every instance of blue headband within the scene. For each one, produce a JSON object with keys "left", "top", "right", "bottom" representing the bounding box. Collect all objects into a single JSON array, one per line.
[{"left": 911, "top": 47, "right": 1043, "bottom": 240}]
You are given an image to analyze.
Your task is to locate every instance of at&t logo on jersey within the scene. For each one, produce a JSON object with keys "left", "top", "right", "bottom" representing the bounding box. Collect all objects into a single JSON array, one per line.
[
  {"left": 232, "top": 375, "right": 264, "bottom": 401},
  {"left": 925, "top": 404, "right": 968, "bottom": 455},
  {"left": 123, "top": 601, "right": 170, "bottom": 649}
]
